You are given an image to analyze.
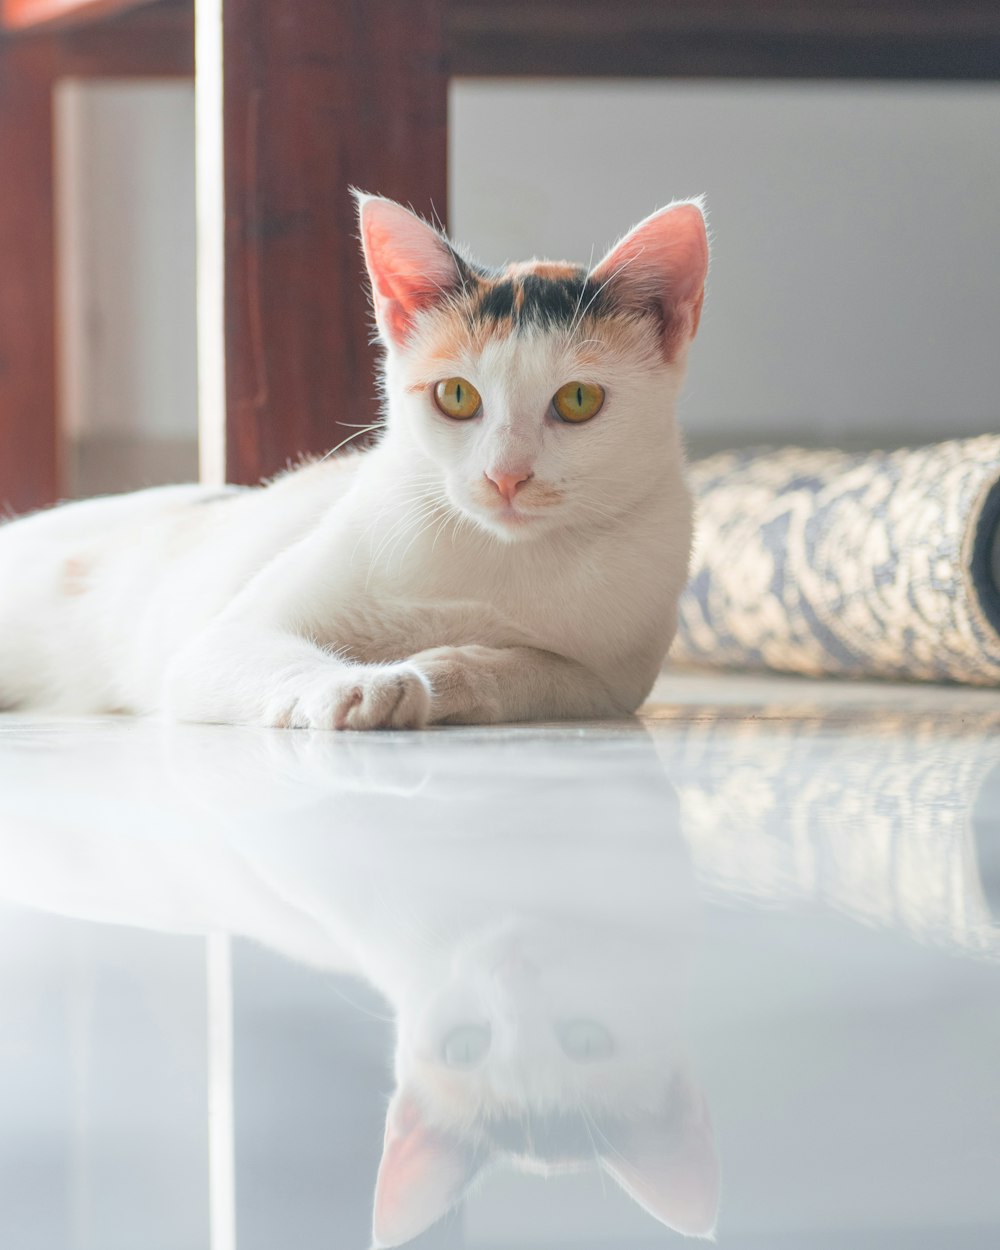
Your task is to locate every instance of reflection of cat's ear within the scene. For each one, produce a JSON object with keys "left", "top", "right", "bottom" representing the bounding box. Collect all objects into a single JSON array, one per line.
[
  {"left": 354, "top": 192, "right": 464, "bottom": 349},
  {"left": 590, "top": 199, "right": 709, "bottom": 362},
  {"left": 600, "top": 1071, "right": 720, "bottom": 1237},
  {"left": 372, "top": 1093, "right": 482, "bottom": 1248}
]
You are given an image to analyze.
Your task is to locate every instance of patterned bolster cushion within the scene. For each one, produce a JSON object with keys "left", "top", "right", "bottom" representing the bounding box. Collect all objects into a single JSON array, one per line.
[{"left": 673, "top": 435, "right": 1000, "bottom": 685}]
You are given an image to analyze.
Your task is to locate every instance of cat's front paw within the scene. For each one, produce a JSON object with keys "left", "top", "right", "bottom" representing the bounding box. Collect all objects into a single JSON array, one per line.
[{"left": 286, "top": 664, "right": 432, "bottom": 731}]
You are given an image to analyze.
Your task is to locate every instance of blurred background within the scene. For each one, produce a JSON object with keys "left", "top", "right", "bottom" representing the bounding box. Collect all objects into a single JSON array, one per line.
[{"left": 57, "top": 78, "right": 1000, "bottom": 497}]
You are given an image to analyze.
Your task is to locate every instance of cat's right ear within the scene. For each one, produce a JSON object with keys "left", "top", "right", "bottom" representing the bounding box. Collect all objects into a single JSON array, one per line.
[
  {"left": 599, "top": 1070, "right": 720, "bottom": 1237},
  {"left": 355, "top": 192, "right": 464, "bottom": 349},
  {"left": 371, "top": 1092, "right": 483, "bottom": 1248},
  {"left": 590, "top": 198, "right": 709, "bottom": 362}
]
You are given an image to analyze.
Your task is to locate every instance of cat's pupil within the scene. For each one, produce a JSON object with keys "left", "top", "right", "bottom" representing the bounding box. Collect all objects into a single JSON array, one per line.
[
  {"left": 441, "top": 1023, "right": 491, "bottom": 1068},
  {"left": 556, "top": 1019, "right": 615, "bottom": 1062},
  {"left": 455, "top": 383, "right": 463, "bottom": 405},
  {"left": 575, "top": 385, "right": 582, "bottom": 408}
]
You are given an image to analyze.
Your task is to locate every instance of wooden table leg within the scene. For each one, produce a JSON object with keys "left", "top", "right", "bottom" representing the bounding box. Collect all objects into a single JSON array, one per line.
[
  {"left": 0, "top": 37, "right": 59, "bottom": 515},
  {"left": 201, "top": 0, "right": 448, "bottom": 486}
]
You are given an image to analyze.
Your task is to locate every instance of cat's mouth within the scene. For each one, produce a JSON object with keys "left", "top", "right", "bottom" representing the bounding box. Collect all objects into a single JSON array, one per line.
[
  {"left": 471, "top": 500, "right": 550, "bottom": 539},
  {"left": 465, "top": 478, "right": 565, "bottom": 536},
  {"left": 493, "top": 503, "right": 535, "bottom": 526}
]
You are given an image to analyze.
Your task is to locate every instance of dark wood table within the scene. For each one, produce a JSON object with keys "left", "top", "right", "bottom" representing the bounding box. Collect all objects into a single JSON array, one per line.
[{"left": 2, "top": 0, "right": 998, "bottom": 512}]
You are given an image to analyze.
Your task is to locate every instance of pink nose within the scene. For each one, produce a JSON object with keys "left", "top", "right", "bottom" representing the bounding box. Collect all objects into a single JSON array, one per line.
[
  {"left": 493, "top": 951, "right": 539, "bottom": 989},
  {"left": 485, "top": 469, "right": 533, "bottom": 503}
]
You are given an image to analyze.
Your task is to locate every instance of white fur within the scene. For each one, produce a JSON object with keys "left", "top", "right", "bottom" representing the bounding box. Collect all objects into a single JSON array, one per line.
[{"left": 0, "top": 203, "right": 701, "bottom": 729}]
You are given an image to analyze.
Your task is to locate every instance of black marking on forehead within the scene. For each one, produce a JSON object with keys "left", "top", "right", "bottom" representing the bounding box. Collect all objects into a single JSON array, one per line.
[
  {"left": 449, "top": 246, "right": 485, "bottom": 293},
  {"left": 469, "top": 268, "right": 610, "bottom": 330}
]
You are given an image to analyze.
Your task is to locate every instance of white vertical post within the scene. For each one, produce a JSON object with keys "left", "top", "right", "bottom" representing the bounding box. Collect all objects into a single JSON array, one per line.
[
  {"left": 207, "top": 933, "right": 236, "bottom": 1250},
  {"left": 195, "top": 0, "right": 227, "bottom": 486}
]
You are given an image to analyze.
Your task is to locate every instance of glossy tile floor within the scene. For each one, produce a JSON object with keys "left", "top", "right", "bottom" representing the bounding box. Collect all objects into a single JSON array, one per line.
[{"left": 1, "top": 671, "right": 998, "bottom": 1250}]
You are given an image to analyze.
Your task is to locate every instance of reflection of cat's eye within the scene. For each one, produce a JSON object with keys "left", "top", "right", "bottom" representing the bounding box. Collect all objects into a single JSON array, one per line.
[
  {"left": 552, "top": 381, "right": 605, "bottom": 423},
  {"left": 434, "top": 377, "right": 482, "bottom": 420},
  {"left": 556, "top": 1020, "right": 615, "bottom": 1061},
  {"left": 441, "top": 1023, "right": 492, "bottom": 1067}
]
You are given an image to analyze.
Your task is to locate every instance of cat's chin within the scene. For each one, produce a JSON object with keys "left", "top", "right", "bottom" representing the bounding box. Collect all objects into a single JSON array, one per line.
[{"left": 465, "top": 507, "right": 552, "bottom": 543}]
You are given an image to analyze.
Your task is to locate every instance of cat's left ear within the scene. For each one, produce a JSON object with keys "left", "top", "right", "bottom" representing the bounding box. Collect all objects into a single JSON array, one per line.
[
  {"left": 372, "top": 1092, "right": 484, "bottom": 1248},
  {"left": 355, "top": 192, "right": 464, "bottom": 349},
  {"left": 599, "top": 1070, "right": 720, "bottom": 1237},
  {"left": 590, "top": 198, "right": 709, "bottom": 362}
]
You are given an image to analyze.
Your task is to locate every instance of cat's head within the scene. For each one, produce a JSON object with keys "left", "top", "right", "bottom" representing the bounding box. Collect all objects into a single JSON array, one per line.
[
  {"left": 370, "top": 916, "right": 718, "bottom": 1247},
  {"left": 356, "top": 193, "right": 709, "bottom": 542}
]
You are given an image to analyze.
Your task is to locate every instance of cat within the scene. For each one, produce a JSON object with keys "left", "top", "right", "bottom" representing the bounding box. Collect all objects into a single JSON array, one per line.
[
  {"left": 0, "top": 193, "right": 708, "bottom": 728},
  {"left": 0, "top": 722, "right": 720, "bottom": 1246}
]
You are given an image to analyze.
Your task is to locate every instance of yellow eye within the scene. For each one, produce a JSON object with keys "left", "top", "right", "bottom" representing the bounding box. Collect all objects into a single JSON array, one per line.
[
  {"left": 552, "top": 381, "right": 605, "bottom": 423},
  {"left": 434, "top": 377, "right": 482, "bottom": 420}
]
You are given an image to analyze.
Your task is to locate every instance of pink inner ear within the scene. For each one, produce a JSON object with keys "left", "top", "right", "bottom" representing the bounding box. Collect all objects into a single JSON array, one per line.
[
  {"left": 358, "top": 196, "right": 461, "bottom": 347},
  {"left": 372, "top": 1095, "right": 478, "bottom": 1248},
  {"left": 590, "top": 201, "right": 709, "bottom": 359},
  {"left": 600, "top": 1076, "right": 720, "bottom": 1237}
]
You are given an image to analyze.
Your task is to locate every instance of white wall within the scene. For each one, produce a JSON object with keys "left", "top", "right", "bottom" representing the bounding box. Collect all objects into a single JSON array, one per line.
[
  {"left": 451, "top": 81, "right": 1000, "bottom": 449},
  {"left": 57, "top": 81, "right": 198, "bottom": 493}
]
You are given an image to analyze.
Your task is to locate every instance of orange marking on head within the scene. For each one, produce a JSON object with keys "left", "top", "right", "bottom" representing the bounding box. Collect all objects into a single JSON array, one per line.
[
  {"left": 62, "top": 555, "right": 91, "bottom": 597},
  {"left": 572, "top": 311, "right": 662, "bottom": 369},
  {"left": 421, "top": 300, "right": 516, "bottom": 364},
  {"left": 421, "top": 305, "right": 476, "bottom": 364},
  {"left": 489, "top": 314, "right": 516, "bottom": 342},
  {"left": 505, "top": 259, "right": 580, "bottom": 281}
]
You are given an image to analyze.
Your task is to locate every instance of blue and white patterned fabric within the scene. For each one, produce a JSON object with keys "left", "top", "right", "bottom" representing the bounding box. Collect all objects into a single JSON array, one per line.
[
  {"left": 673, "top": 436, "right": 1000, "bottom": 685},
  {"left": 644, "top": 702, "right": 1000, "bottom": 957}
]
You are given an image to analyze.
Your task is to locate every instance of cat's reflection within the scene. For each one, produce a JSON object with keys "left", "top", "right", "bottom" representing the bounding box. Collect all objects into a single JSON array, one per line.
[
  {"left": 174, "top": 728, "right": 718, "bottom": 1245},
  {"left": 0, "top": 722, "right": 720, "bottom": 1246}
]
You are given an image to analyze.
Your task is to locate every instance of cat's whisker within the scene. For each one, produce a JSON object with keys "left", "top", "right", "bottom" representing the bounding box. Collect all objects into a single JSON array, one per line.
[
  {"left": 316, "top": 422, "right": 385, "bottom": 463},
  {"left": 565, "top": 242, "right": 596, "bottom": 339},
  {"left": 374, "top": 497, "right": 448, "bottom": 574},
  {"left": 389, "top": 500, "right": 453, "bottom": 569},
  {"left": 576, "top": 1100, "right": 606, "bottom": 1175},
  {"left": 428, "top": 508, "right": 454, "bottom": 559},
  {"left": 327, "top": 982, "right": 395, "bottom": 1026},
  {"left": 368, "top": 504, "right": 439, "bottom": 576},
  {"left": 354, "top": 479, "right": 444, "bottom": 567},
  {"left": 352, "top": 493, "right": 418, "bottom": 568},
  {"left": 567, "top": 245, "right": 647, "bottom": 344},
  {"left": 381, "top": 514, "right": 438, "bottom": 573},
  {"left": 581, "top": 1101, "right": 639, "bottom": 1180}
]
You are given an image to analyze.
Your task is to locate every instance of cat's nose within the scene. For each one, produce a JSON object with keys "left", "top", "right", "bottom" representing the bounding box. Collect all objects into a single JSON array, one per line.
[
  {"left": 493, "top": 951, "right": 539, "bottom": 988},
  {"left": 485, "top": 469, "right": 533, "bottom": 503}
]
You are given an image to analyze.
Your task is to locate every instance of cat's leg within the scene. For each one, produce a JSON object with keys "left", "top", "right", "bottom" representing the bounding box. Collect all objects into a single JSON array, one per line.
[
  {"left": 162, "top": 623, "right": 432, "bottom": 729},
  {"left": 407, "top": 645, "right": 632, "bottom": 724},
  {"left": 155, "top": 496, "right": 447, "bottom": 729}
]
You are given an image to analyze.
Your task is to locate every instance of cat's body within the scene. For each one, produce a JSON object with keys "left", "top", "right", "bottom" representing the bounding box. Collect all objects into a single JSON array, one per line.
[{"left": 0, "top": 195, "right": 708, "bottom": 728}]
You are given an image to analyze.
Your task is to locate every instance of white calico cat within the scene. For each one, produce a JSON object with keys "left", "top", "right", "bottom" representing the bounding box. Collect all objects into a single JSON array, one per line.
[
  {"left": 0, "top": 725, "right": 719, "bottom": 1245},
  {"left": 0, "top": 194, "right": 708, "bottom": 728}
]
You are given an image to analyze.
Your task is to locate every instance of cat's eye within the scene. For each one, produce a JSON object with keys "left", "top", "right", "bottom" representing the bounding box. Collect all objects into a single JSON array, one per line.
[
  {"left": 434, "top": 377, "right": 482, "bottom": 420},
  {"left": 552, "top": 381, "right": 604, "bottom": 423},
  {"left": 441, "top": 1023, "right": 491, "bottom": 1067},
  {"left": 556, "top": 1020, "right": 615, "bottom": 1062}
]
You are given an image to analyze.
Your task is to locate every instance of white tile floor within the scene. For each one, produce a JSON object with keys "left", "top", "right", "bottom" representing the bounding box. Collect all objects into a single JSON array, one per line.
[{"left": 1, "top": 671, "right": 998, "bottom": 1249}]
